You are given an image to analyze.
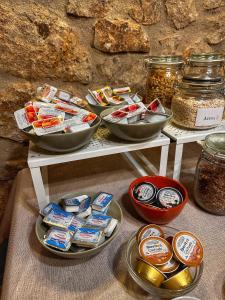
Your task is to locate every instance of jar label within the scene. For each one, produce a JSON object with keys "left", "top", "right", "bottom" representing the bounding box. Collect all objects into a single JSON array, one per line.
[
  {"left": 195, "top": 107, "right": 224, "bottom": 127},
  {"left": 142, "top": 239, "right": 169, "bottom": 257}
]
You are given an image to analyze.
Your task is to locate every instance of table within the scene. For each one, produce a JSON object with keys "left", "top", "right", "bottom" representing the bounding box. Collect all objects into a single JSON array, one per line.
[
  {"left": 2, "top": 163, "right": 225, "bottom": 300},
  {"left": 163, "top": 121, "right": 225, "bottom": 180},
  {"left": 28, "top": 127, "right": 170, "bottom": 210}
]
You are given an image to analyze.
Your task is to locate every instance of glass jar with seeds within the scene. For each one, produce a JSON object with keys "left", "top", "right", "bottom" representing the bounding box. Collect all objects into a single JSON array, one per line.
[
  {"left": 194, "top": 133, "right": 225, "bottom": 215},
  {"left": 171, "top": 76, "right": 225, "bottom": 130},
  {"left": 145, "top": 56, "right": 184, "bottom": 109}
]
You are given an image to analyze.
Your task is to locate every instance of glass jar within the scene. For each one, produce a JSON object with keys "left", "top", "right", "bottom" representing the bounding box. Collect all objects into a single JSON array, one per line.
[
  {"left": 185, "top": 53, "right": 225, "bottom": 80},
  {"left": 171, "top": 77, "right": 225, "bottom": 129},
  {"left": 194, "top": 133, "right": 225, "bottom": 215},
  {"left": 145, "top": 56, "right": 184, "bottom": 109}
]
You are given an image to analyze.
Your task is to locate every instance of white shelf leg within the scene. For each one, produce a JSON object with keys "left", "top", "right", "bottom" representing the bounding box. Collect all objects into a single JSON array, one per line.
[
  {"left": 41, "top": 166, "right": 50, "bottom": 203},
  {"left": 122, "top": 152, "right": 148, "bottom": 177},
  {"left": 30, "top": 167, "right": 49, "bottom": 210},
  {"left": 135, "top": 151, "right": 159, "bottom": 175},
  {"left": 159, "top": 144, "right": 169, "bottom": 176},
  {"left": 173, "top": 143, "right": 184, "bottom": 180}
]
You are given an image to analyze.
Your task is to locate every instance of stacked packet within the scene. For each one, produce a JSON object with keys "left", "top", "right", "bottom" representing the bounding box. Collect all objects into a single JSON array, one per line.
[
  {"left": 14, "top": 84, "right": 97, "bottom": 136},
  {"left": 40, "top": 192, "right": 118, "bottom": 252},
  {"left": 86, "top": 86, "right": 142, "bottom": 106},
  {"left": 102, "top": 99, "right": 168, "bottom": 125}
]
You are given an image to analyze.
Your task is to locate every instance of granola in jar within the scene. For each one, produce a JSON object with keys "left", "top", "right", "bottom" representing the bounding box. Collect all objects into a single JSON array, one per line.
[
  {"left": 171, "top": 77, "right": 225, "bottom": 130},
  {"left": 145, "top": 56, "right": 184, "bottom": 109}
]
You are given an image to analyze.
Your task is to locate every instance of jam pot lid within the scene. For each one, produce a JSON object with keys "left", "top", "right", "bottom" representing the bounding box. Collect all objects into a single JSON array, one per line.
[{"left": 204, "top": 133, "right": 225, "bottom": 158}]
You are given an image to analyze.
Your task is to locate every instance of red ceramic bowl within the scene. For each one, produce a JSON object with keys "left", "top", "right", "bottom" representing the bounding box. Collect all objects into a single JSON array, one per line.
[{"left": 128, "top": 176, "right": 189, "bottom": 225}]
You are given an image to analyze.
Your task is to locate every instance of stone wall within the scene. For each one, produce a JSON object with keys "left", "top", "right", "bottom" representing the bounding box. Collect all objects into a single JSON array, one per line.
[{"left": 0, "top": 0, "right": 225, "bottom": 219}]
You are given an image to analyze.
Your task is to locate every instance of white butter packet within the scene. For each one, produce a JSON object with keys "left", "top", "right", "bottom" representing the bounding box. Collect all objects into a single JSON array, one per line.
[
  {"left": 104, "top": 218, "right": 118, "bottom": 237},
  {"left": 86, "top": 214, "right": 112, "bottom": 229},
  {"left": 72, "top": 227, "right": 104, "bottom": 248},
  {"left": 77, "top": 206, "right": 92, "bottom": 219}
]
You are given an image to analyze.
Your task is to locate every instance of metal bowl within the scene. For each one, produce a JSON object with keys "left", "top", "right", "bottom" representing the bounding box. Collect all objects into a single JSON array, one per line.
[
  {"left": 35, "top": 199, "right": 123, "bottom": 259},
  {"left": 89, "top": 102, "right": 126, "bottom": 115},
  {"left": 100, "top": 106, "right": 172, "bottom": 142},
  {"left": 22, "top": 116, "right": 101, "bottom": 153}
]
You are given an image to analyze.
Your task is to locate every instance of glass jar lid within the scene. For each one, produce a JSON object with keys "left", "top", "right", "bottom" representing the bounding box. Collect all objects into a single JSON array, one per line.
[
  {"left": 188, "top": 53, "right": 224, "bottom": 64},
  {"left": 204, "top": 133, "right": 225, "bottom": 158},
  {"left": 179, "top": 77, "right": 224, "bottom": 92},
  {"left": 145, "top": 55, "right": 184, "bottom": 67}
]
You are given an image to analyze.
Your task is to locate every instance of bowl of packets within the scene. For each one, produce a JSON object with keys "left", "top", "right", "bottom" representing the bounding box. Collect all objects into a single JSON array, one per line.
[
  {"left": 36, "top": 192, "right": 123, "bottom": 258},
  {"left": 14, "top": 84, "right": 101, "bottom": 153},
  {"left": 126, "top": 224, "right": 203, "bottom": 298},
  {"left": 129, "top": 176, "right": 188, "bottom": 224},
  {"left": 86, "top": 86, "right": 141, "bottom": 115},
  {"left": 100, "top": 99, "right": 172, "bottom": 142}
]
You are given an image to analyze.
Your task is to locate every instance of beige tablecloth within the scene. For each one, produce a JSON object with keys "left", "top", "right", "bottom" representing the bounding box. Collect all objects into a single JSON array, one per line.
[{"left": 1, "top": 151, "right": 225, "bottom": 300}]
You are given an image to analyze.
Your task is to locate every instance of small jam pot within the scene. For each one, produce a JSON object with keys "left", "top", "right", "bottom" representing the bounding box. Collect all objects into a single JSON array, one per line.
[
  {"left": 135, "top": 258, "right": 166, "bottom": 287},
  {"left": 139, "top": 236, "right": 173, "bottom": 266},
  {"left": 137, "top": 224, "right": 165, "bottom": 243},
  {"left": 162, "top": 267, "right": 193, "bottom": 290},
  {"left": 156, "top": 187, "right": 183, "bottom": 208},
  {"left": 133, "top": 182, "right": 157, "bottom": 204},
  {"left": 172, "top": 231, "right": 203, "bottom": 267}
]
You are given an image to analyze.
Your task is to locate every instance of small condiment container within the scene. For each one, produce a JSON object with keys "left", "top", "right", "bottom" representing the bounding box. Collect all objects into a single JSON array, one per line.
[
  {"left": 133, "top": 182, "right": 157, "bottom": 204},
  {"left": 162, "top": 267, "right": 193, "bottom": 290},
  {"left": 172, "top": 231, "right": 203, "bottom": 267},
  {"left": 135, "top": 258, "right": 166, "bottom": 287},
  {"left": 156, "top": 187, "right": 183, "bottom": 208},
  {"left": 157, "top": 257, "right": 180, "bottom": 274},
  {"left": 137, "top": 224, "right": 165, "bottom": 243},
  {"left": 139, "top": 236, "right": 173, "bottom": 266}
]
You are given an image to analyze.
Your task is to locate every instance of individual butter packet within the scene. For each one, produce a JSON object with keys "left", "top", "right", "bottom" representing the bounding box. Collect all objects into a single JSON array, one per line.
[
  {"left": 67, "top": 216, "right": 86, "bottom": 233},
  {"left": 32, "top": 116, "right": 64, "bottom": 136},
  {"left": 92, "top": 192, "right": 113, "bottom": 212},
  {"left": 72, "top": 227, "right": 104, "bottom": 248},
  {"left": 79, "top": 197, "right": 91, "bottom": 213},
  {"left": 62, "top": 195, "right": 90, "bottom": 213},
  {"left": 43, "top": 208, "right": 73, "bottom": 229},
  {"left": 77, "top": 206, "right": 92, "bottom": 219},
  {"left": 104, "top": 218, "right": 118, "bottom": 237},
  {"left": 86, "top": 214, "right": 112, "bottom": 229},
  {"left": 37, "top": 107, "right": 65, "bottom": 120},
  {"left": 92, "top": 206, "right": 109, "bottom": 215},
  {"left": 43, "top": 227, "right": 72, "bottom": 251},
  {"left": 40, "top": 202, "right": 62, "bottom": 216},
  {"left": 36, "top": 84, "right": 58, "bottom": 103}
]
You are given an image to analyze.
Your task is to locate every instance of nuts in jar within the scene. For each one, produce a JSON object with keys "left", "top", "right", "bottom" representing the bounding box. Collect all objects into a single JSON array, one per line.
[
  {"left": 194, "top": 133, "right": 225, "bottom": 215},
  {"left": 171, "top": 77, "right": 225, "bottom": 130},
  {"left": 145, "top": 56, "right": 184, "bottom": 109}
]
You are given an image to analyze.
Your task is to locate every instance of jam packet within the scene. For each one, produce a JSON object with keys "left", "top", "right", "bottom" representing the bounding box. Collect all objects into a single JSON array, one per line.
[
  {"left": 67, "top": 216, "right": 86, "bottom": 233},
  {"left": 40, "top": 202, "right": 62, "bottom": 216},
  {"left": 43, "top": 227, "right": 72, "bottom": 251},
  {"left": 38, "top": 107, "right": 65, "bottom": 120},
  {"left": 147, "top": 99, "right": 165, "bottom": 114},
  {"left": 55, "top": 103, "right": 81, "bottom": 115},
  {"left": 36, "top": 84, "right": 58, "bottom": 103},
  {"left": 72, "top": 227, "right": 104, "bottom": 248},
  {"left": 14, "top": 105, "right": 38, "bottom": 130},
  {"left": 63, "top": 118, "right": 90, "bottom": 133},
  {"left": 89, "top": 89, "right": 108, "bottom": 106},
  {"left": 103, "top": 110, "right": 128, "bottom": 124},
  {"left": 92, "top": 192, "right": 113, "bottom": 212},
  {"left": 112, "top": 87, "right": 131, "bottom": 95},
  {"left": 55, "top": 89, "right": 72, "bottom": 102},
  {"left": 32, "top": 116, "right": 64, "bottom": 136},
  {"left": 43, "top": 208, "right": 73, "bottom": 229}
]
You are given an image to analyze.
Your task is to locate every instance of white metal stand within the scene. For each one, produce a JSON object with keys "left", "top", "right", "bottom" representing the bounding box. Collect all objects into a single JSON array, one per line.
[
  {"left": 163, "top": 121, "right": 225, "bottom": 180},
  {"left": 28, "top": 127, "right": 170, "bottom": 209}
]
